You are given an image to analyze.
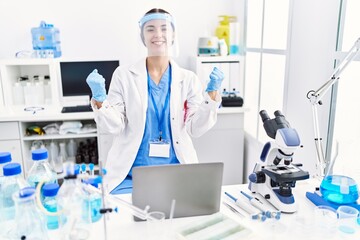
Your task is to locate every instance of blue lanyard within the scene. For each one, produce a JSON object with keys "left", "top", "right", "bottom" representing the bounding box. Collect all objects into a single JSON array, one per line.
[{"left": 147, "top": 65, "right": 172, "bottom": 141}]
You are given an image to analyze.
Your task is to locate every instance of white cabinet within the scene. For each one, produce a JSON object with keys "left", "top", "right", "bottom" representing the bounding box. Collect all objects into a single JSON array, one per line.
[
  {"left": 0, "top": 59, "right": 104, "bottom": 176},
  {"left": 0, "top": 59, "right": 60, "bottom": 108}
]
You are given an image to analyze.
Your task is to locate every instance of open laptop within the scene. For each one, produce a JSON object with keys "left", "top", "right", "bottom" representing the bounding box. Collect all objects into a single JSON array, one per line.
[{"left": 132, "top": 162, "right": 224, "bottom": 220}]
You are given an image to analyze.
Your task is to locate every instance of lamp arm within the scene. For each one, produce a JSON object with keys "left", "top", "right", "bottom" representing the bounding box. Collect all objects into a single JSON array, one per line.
[{"left": 307, "top": 37, "right": 360, "bottom": 178}]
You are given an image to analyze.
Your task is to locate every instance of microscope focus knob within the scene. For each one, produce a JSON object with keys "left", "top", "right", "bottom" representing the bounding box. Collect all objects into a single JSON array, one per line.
[{"left": 249, "top": 172, "right": 266, "bottom": 184}]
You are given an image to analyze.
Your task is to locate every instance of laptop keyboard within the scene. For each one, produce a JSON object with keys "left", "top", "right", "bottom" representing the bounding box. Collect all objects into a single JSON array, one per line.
[{"left": 61, "top": 105, "right": 93, "bottom": 113}]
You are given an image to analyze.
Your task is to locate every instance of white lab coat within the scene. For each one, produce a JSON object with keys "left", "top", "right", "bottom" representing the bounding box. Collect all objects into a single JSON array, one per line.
[{"left": 92, "top": 59, "right": 221, "bottom": 192}]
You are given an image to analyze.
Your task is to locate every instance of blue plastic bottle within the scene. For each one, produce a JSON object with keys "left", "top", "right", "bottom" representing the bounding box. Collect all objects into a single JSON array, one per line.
[
  {"left": 27, "top": 149, "right": 57, "bottom": 192},
  {"left": 31, "top": 21, "right": 61, "bottom": 58},
  {"left": 83, "top": 177, "right": 102, "bottom": 223},
  {"left": 42, "top": 183, "right": 61, "bottom": 230},
  {"left": 0, "top": 163, "right": 29, "bottom": 237},
  {"left": 0, "top": 152, "right": 12, "bottom": 177}
]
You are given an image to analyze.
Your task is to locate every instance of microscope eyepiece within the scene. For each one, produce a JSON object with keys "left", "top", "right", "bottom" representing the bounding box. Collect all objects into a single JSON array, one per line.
[
  {"left": 274, "top": 110, "right": 284, "bottom": 117},
  {"left": 260, "top": 110, "right": 270, "bottom": 123}
]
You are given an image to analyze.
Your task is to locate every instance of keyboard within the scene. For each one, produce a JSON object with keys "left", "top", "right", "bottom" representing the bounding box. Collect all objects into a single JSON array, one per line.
[{"left": 61, "top": 105, "right": 93, "bottom": 113}]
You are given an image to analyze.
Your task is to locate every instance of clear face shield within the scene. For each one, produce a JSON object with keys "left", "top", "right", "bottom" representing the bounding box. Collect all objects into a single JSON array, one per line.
[{"left": 139, "top": 13, "right": 179, "bottom": 58}]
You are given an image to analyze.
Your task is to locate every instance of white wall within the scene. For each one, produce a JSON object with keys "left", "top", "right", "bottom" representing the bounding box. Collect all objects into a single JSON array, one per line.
[
  {"left": 284, "top": 0, "right": 341, "bottom": 177},
  {"left": 0, "top": 0, "right": 244, "bottom": 70}
]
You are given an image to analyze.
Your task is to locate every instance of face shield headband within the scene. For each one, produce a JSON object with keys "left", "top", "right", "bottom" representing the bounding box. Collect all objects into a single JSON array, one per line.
[{"left": 138, "top": 13, "right": 175, "bottom": 29}]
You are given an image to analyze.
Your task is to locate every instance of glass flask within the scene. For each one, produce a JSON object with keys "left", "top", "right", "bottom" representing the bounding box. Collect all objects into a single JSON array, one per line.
[
  {"left": 0, "top": 163, "right": 29, "bottom": 237},
  {"left": 57, "top": 164, "right": 91, "bottom": 239},
  {"left": 9, "top": 187, "right": 49, "bottom": 240},
  {"left": 27, "top": 148, "right": 57, "bottom": 190}
]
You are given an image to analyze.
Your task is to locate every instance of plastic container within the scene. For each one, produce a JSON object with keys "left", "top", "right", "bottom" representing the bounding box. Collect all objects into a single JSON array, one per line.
[
  {"left": 42, "top": 183, "right": 61, "bottom": 230},
  {"left": 229, "top": 22, "right": 240, "bottom": 55},
  {"left": 23, "top": 81, "right": 38, "bottom": 105},
  {"left": 0, "top": 163, "right": 29, "bottom": 236},
  {"left": 27, "top": 148, "right": 57, "bottom": 190},
  {"left": 31, "top": 21, "right": 61, "bottom": 58},
  {"left": 320, "top": 175, "right": 359, "bottom": 204},
  {"left": 215, "top": 16, "right": 237, "bottom": 53},
  {"left": 0, "top": 152, "right": 12, "bottom": 177},
  {"left": 49, "top": 141, "right": 62, "bottom": 174},
  {"left": 44, "top": 76, "right": 52, "bottom": 104},
  {"left": 12, "top": 82, "right": 25, "bottom": 105},
  {"left": 67, "top": 139, "right": 78, "bottom": 158},
  {"left": 8, "top": 187, "right": 49, "bottom": 239}
]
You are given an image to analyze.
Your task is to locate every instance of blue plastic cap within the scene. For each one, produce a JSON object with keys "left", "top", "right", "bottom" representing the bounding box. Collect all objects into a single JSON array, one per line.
[
  {"left": 84, "top": 176, "right": 102, "bottom": 188},
  {"left": 42, "top": 183, "right": 60, "bottom": 197},
  {"left": 89, "top": 163, "right": 94, "bottom": 171},
  {"left": 32, "top": 148, "right": 48, "bottom": 161},
  {"left": 0, "top": 152, "right": 12, "bottom": 164},
  {"left": 19, "top": 187, "right": 36, "bottom": 198},
  {"left": 3, "top": 163, "right": 21, "bottom": 176}
]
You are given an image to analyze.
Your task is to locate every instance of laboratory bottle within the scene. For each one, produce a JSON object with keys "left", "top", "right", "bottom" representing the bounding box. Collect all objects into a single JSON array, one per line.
[
  {"left": 0, "top": 163, "right": 29, "bottom": 236},
  {"left": 59, "top": 142, "right": 68, "bottom": 160},
  {"left": 57, "top": 164, "right": 91, "bottom": 239},
  {"left": 83, "top": 177, "right": 102, "bottom": 223},
  {"left": 12, "top": 82, "right": 25, "bottom": 105},
  {"left": 44, "top": 76, "right": 52, "bottom": 104},
  {"left": 0, "top": 152, "right": 12, "bottom": 177},
  {"left": 9, "top": 187, "right": 49, "bottom": 240},
  {"left": 42, "top": 183, "right": 61, "bottom": 230},
  {"left": 34, "top": 80, "right": 45, "bottom": 105},
  {"left": 49, "top": 141, "right": 62, "bottom": 174},
  {"left": 27, "top": 148, "right": 57, "bottom": 190},
  {"left": 67, "top": 139, "right": 78, "bottom": 158},
  {"left": 215, "top": 15, "right": 237, "bottom": 53}
]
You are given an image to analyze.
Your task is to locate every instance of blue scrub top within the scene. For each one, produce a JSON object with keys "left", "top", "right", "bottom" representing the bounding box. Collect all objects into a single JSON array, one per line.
[{"left": 111, "top": 64, "right": 179, "bottom": 194}]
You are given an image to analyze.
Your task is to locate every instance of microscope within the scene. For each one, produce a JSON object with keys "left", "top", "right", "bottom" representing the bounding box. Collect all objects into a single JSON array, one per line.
[{"left": 248, "top": 110, "right": 309, "bottom": 213}]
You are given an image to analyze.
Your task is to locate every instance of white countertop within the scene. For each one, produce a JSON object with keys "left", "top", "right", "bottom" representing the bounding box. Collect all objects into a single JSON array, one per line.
[
  {"left": 46, "top": 179, "right": 359, "bottom": 240},
  {"left": 0, "top": 106, "right": 247, "bottom": 122}
]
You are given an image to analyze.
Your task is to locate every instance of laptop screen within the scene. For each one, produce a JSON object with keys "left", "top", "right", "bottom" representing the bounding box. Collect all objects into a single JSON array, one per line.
[{"left": 132, "top": 162, "right": 224, "bottom": 219}]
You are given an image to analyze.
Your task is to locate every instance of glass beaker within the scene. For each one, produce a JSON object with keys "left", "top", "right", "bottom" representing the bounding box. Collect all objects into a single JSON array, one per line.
[{"left": 337, "top": 205, "right": 359, "bottom": 234}]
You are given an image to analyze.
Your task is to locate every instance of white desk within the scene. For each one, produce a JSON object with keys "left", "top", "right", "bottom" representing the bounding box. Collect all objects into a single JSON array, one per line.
[{"left": 71, "top": 179, "right": 359, "bottom": 240}]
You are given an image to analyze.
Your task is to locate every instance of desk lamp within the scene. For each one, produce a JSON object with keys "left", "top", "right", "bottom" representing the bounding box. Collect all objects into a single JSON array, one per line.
[{"left": 306, "top": 37, "right": 360, "bottom": 209}]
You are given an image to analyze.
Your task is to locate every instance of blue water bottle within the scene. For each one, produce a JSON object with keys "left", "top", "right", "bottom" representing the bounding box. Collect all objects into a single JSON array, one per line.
[
  {"left": 42, "top": 183, "right": 61, "bottom": 230},
  {"left": 31, "top": 21, "right": 61, "bottom": 58}
]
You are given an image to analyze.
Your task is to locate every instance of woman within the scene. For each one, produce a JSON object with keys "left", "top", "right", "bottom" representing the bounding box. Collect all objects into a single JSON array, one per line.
[{"left": 86, "top": 8, "right": 224, "bottom": 193}]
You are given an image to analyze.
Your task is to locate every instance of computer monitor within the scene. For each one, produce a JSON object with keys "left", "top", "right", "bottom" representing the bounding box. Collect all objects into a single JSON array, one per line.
[{"left": 59, "top": 60, "right": 119, "bottom": 106}]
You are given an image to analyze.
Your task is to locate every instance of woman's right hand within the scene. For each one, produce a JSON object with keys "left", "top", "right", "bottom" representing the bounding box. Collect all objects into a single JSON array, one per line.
[{"left": 86, "top": 69, "right": 107, "bottom": 102}]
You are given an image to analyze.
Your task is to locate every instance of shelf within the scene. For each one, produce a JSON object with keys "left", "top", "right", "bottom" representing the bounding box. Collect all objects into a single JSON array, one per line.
[
  {"left": 196, "top": 55, "right": 244, "bottom": 63},
  {"left": 23, "top": 132, "right": 98, "bottom": 141}
]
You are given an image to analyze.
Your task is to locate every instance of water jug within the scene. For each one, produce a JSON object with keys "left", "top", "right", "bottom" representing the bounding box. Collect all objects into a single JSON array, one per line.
[{"left": 31, "top": 21, "right": 61, "bottom": 58}]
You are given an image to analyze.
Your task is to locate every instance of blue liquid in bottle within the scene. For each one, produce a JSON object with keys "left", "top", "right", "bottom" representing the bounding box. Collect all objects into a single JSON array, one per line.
[{"left": 320, "top": 175, "right": 359, "bottom": 204}]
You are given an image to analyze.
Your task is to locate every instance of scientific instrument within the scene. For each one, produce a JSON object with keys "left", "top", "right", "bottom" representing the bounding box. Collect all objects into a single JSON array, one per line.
[
  {"left": 240, "top": 190, "right": 281, "bottom": 220},
  {"left": 224, "top": 192, "right": 266, "bottom": 221},
  {"left": 306, "top": 37, "right": 360, "bottom": 207},
  {"left": 248, "top": 110, "right": 309, "bottom": 213}
]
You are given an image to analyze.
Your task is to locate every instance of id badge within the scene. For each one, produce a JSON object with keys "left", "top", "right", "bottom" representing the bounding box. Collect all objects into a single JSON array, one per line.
[{"left": 149, "top": 140, "right": 170, "bottom": 158}]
